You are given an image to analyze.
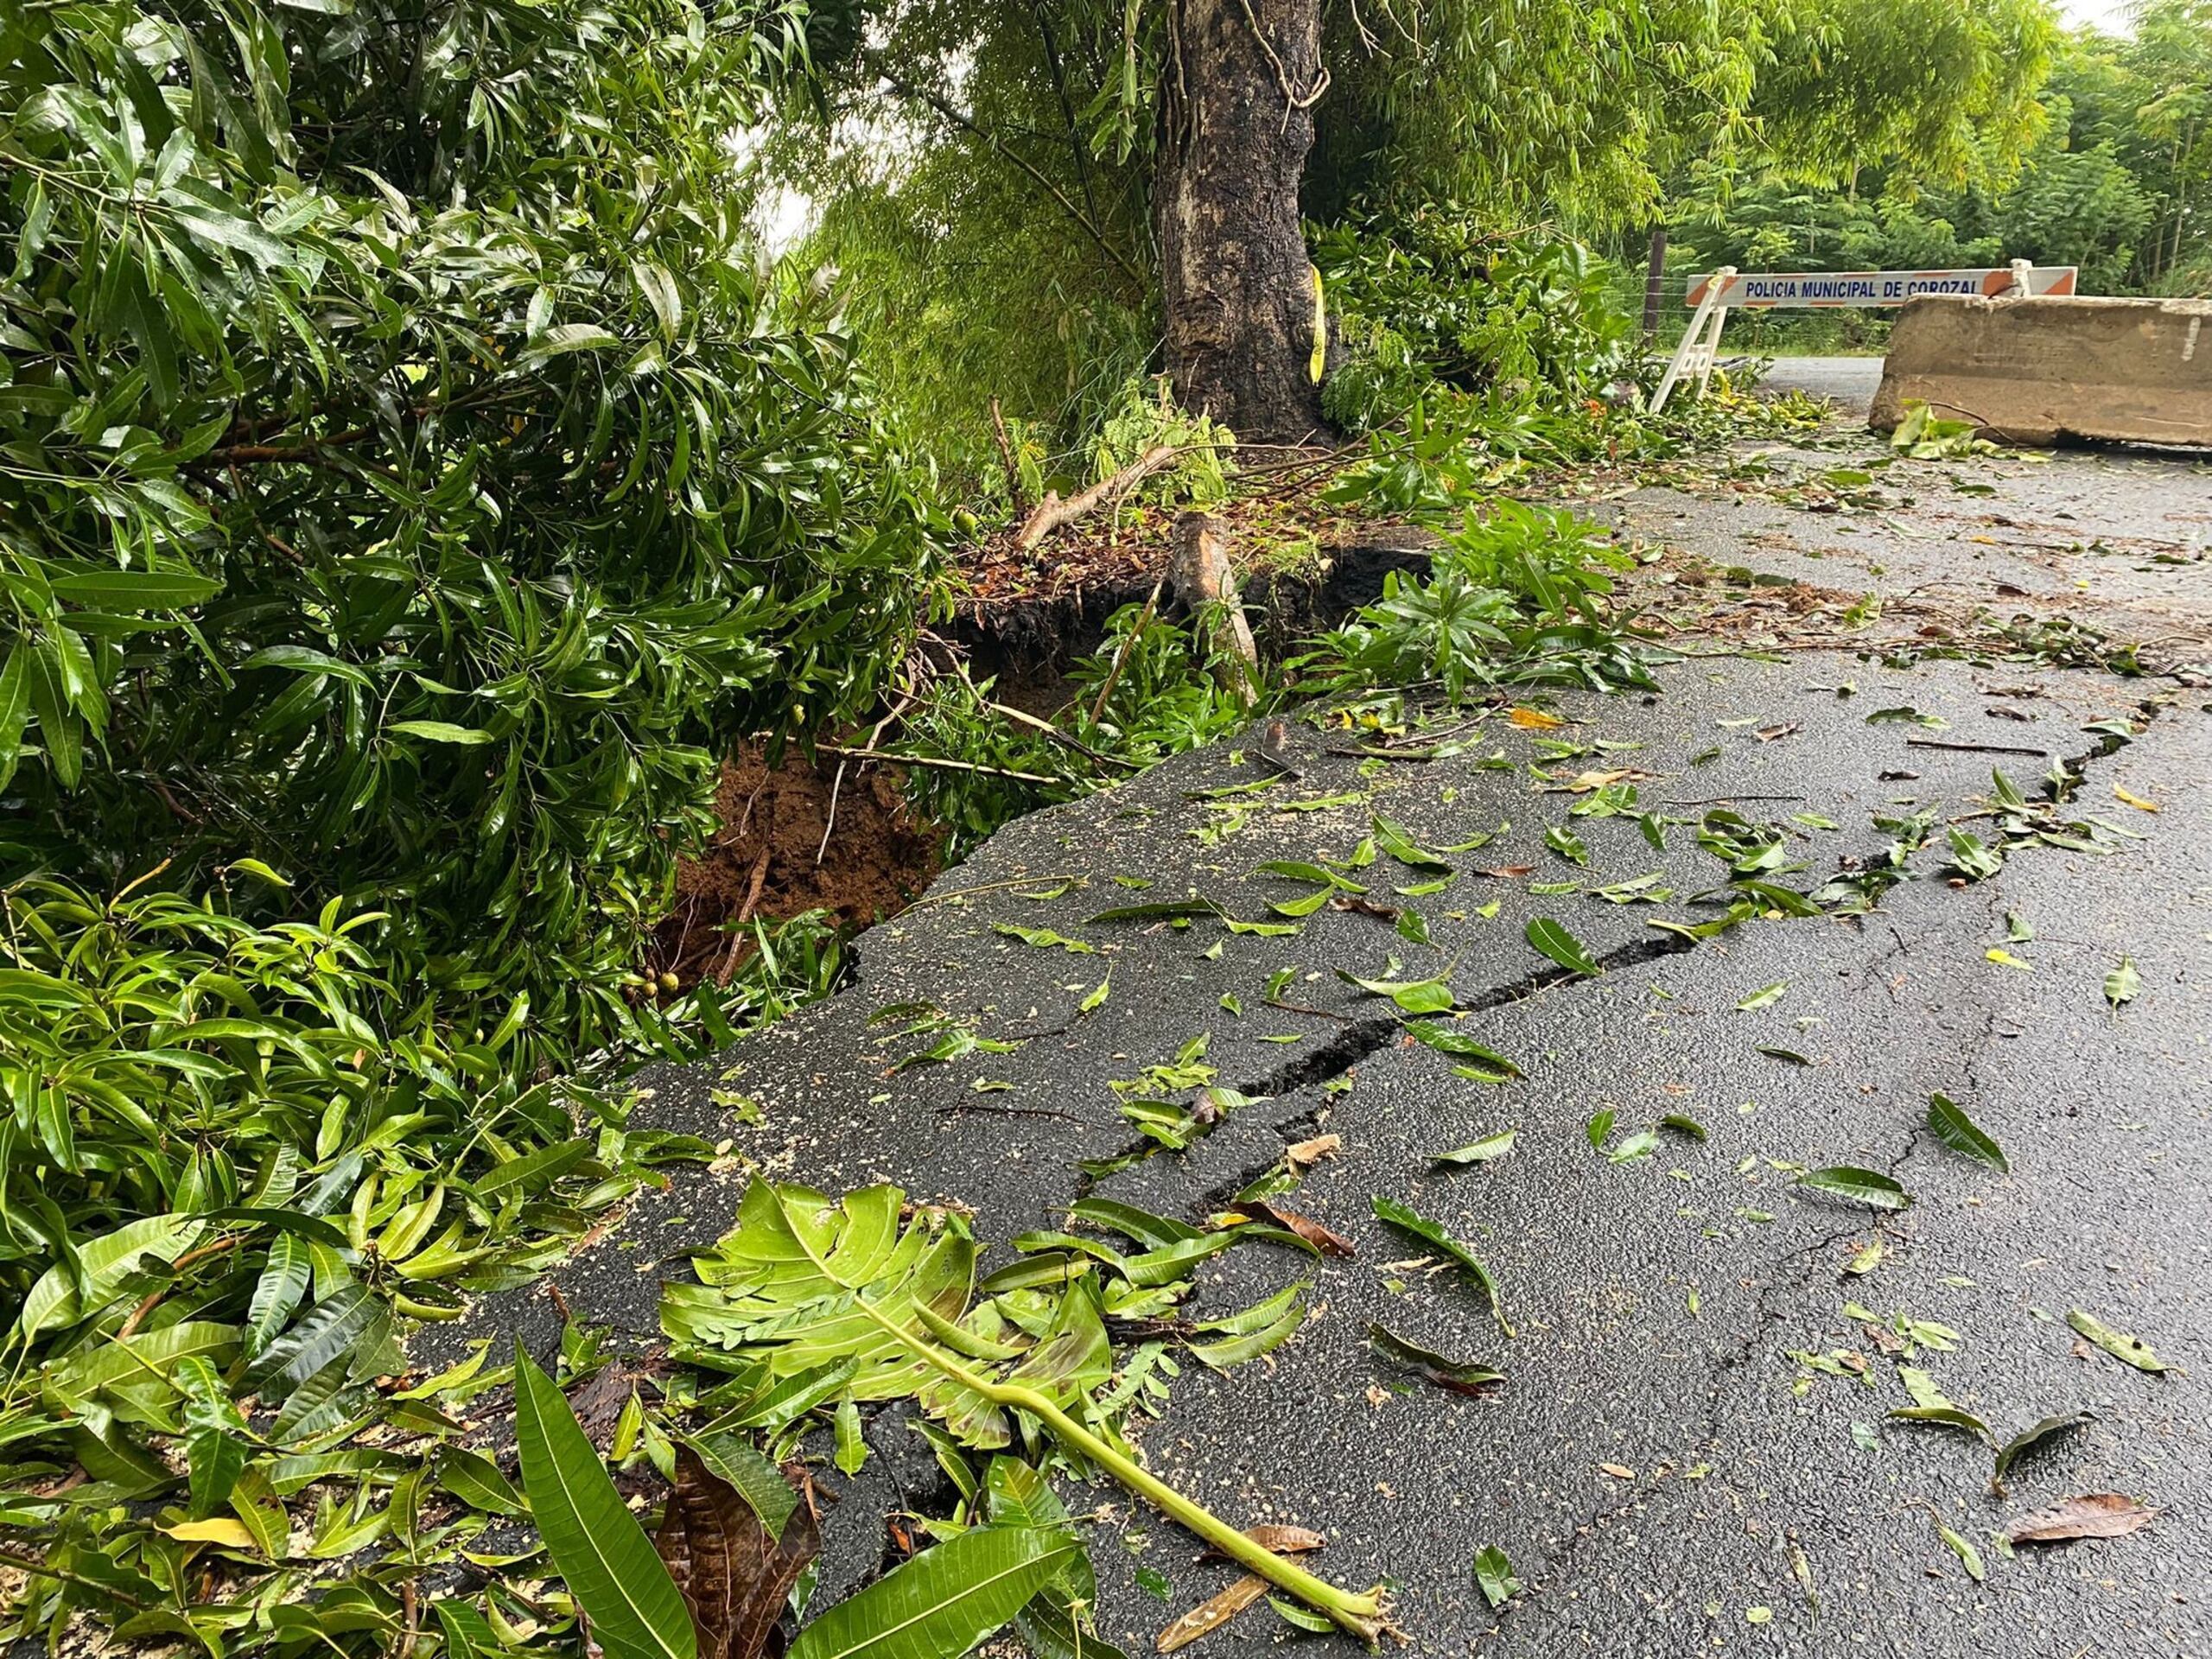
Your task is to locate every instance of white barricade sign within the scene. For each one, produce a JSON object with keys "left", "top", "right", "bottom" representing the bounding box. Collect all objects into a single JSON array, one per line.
[
  {"left": 1686, "top": 267, "right": 2078, "bottom": 308},
  {"left": 1650, "top": 261, "right": 2082, "bottom": 412}
]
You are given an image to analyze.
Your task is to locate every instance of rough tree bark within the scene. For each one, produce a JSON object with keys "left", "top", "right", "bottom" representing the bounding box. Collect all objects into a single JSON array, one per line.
[{"left": 1154, "top": 0, "right": 1327, "bottom": 446}]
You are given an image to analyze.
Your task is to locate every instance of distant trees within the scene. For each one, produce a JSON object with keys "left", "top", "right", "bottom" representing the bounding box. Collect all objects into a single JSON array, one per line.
[{"left": 1669, "top": 2, "right": 2212, "bottom": 299}]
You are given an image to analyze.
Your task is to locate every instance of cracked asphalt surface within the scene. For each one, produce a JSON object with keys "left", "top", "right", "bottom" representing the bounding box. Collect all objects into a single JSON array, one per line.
[{"left": 463, "top": 423, "right": 2208, "bottom": 1656}]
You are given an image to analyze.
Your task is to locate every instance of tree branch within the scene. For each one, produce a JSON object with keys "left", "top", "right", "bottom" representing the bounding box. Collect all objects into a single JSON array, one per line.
[{"left": 870, "top": 64, "right": 1148, "bottom": 289}]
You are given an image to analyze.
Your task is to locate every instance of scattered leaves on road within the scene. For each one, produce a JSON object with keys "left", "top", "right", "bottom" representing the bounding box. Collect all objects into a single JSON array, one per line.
[
  {"left": 1797, "top": 1166, "right": 1912, "bottom": 1211},
  {"left": 2066, "top": 1309, "right": 2166, "bottom": 1374},
  {"left": 1472, "top": 1545, "right": 1520, "bottom": 1610},
  {"left": 2002, "top": 1493, "right": 2158, "bottom": 1544},
  {"left": 1370, "top": 1196, "right": 1513, "bottom": 1338},
  {"left": 1926, "top": 1092, "right": 2007, "bottom": 1173},
  {"left": 1370, "top": 1324, "right": 1506, "bottom": 1397}
]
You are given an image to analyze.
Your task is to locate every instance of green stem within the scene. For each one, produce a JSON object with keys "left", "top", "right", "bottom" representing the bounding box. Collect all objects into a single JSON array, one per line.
[{"left": 858, "top": 1296, "right": 1383, "bottom": 1639}]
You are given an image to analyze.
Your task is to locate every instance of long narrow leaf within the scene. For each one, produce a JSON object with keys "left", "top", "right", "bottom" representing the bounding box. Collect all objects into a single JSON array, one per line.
[
  {"left": 513, "top": 1344, "right": 696, "bottom": 1659},
  {"left": 788, "top": 1524, "right": 1077, "bottom": 1659}
]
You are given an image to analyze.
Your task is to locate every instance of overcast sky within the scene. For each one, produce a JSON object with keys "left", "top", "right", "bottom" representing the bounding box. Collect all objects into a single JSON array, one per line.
[{"left": 2058, "top": 0, "right": 2136, "bottom": 32}]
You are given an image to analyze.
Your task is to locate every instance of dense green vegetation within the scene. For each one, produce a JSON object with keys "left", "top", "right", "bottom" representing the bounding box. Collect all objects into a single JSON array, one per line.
[
  {"left": 0, "top": 0, "right": 2197, "bottom": 1652},
  {"left": 1663, "top": 0, "right": 2212, "bottom": 346}
]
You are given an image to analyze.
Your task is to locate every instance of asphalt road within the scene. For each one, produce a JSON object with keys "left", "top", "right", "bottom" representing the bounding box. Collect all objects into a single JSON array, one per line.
[
  {"left": 1757, "top": 355, "right": 1886, "bottom": 419},
  {"left": 455, "top": 430, "right": 2209, "bottom": 1657}
]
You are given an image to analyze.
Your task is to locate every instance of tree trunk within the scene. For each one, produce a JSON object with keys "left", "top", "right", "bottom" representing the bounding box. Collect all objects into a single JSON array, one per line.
[{"left": 1154, "top": 0, "right": 1326, "bottom": 446}]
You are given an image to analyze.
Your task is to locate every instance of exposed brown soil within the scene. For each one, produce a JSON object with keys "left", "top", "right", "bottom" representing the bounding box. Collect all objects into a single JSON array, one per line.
[{"left": 652, "top": 742, "right": 943, "bottom": 987}]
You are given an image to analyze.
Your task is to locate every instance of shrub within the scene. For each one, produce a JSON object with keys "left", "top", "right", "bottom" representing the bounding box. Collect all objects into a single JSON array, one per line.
[
  {"left": 1, "top": 0, "right": 942, "bottom": 1073},
  {"left": 1313, "top": 211, "right": 1633, "bottom": 419}
]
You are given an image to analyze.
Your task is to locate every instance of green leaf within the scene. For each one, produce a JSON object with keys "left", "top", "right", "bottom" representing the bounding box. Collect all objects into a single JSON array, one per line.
[
  {"left": 513, "top": 1344, "right": 696, "bottom": 1659},
  {"left": 1796, "top": 1167, "right": 1910, "bottom": 1211},
  {"left": 834, "top": 1395, "right": 869, "bottom": 1474},
  {"left": 1086, "top": 900, "right": 1224, "bottom": 924},
  {"left": 2103, "top": 956, "right": 2139, "bottom": 1010},
  {"left": 993, "top": 924, "right": 1094, "bottom": 955},
  {"left": 1431, "top": 1131, "right": 1516, "bottom": 1167},
  {"left": 50, "top": 569, "right": 222, "bottom": 608},
  {"left": 1936, "top": 1522, "right": 1985, "bottom": 1583},
  {"left": 474, "top": 1136, "right": 593, "bottom": 1198},
  {"left": 386, "top": 719, "right": 498, "bottom": 746},
  {"left": 2066, "top": 1309, "right": 2165, "bottom": 1374},
  {"left": 1402, "top": 1020, "right": 1519, "bottom": 1078},
  {"left": 1735, "top": 982, "right": 1786, "bottom": 1012},
  {"left": 1268, "top": 1597, "right": 1335, "bottom": 1632},
  {"left": 1991, "top": 1410, "right": 2091, "bottom": 1494},
  {"left": 519, "top": 322, "right": 623, "bottom": 365},
  {"left": 1926, "top": 1093, "right": 2006, "bottom": 1173},
  {"left": 16, "top": 1213, "right": 204, "bottom": 1341},
  {"left": 1887, "top": 1404, "right": 1993, "bottom": 1443},
  {"left": 1472, "top": 1544, "right": 1520, "bottom": 1609},
  {"left": 788, "top": 1523, "right": 1078, "bottom": 1659},
  {"left": 1369, "top": 1323, "right": 1503, "bottom": 1395},
  {"left": 1524, "top": 917, "right": 1599, "bottom": 976},
  {"left": 1336, "top": 969, "right": 1457, "bottom": 1015},
  {"left": 1370, "top": 1196, "right": 1511, "bottom": 1338},
  {"left": 1946, "top": 828, "right": 2003, "bottom": 881},
  {"left": 439, "top": 1445, "right": 528, "bottom": 1516},
  {"left": 681, "top": 1431, "right": 800, "bottom": 1540},
  {"left": 1606, "top": 1130, "right": 1660, "bottom": 1164},
  {"left": 1659, "top": 1113, "right": 1707, "bottom": 1141}
]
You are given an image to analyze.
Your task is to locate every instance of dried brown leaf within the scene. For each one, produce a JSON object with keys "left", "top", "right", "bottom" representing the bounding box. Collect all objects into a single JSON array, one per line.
[
  {"left": 1284, "top": 1135, "right": 1340, "bottom": 1169},
  {"left": 655, "top": 1444, "right": 818, "bottom": 1659},
  {"left": 2003, "top": 1493, "right": 2158, "bottom": 1545},
  {"left": 1243, "top": 1200, "right": 1354, "bottom": 1257},
  {"left": 1164, "top": 1522, "right": 1331, "bottom": 1650},
  {"left": 1157, "top": 1576, "right": 1267, "bottom": 1652},
  {"left": 1476, "top": 866, "right": 1536, "bottom": 880}
]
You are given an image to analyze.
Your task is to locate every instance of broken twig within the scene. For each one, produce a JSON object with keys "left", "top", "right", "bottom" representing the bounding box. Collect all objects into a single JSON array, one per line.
[{"left": 1014, "top": 444, "right": 1179, "bottom": 550}]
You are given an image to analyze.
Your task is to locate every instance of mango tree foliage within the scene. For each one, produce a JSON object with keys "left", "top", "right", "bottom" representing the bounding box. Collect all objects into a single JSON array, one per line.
[
  {"left": 1747, "top": 0, "right": 2059, "bottom": 190},
  {"left": 2132, "top": 0, "right": 2212, "bottom": 283},
  {"left": 1674, "top": 6, "right": 2212, "bottom": 301},
  {"left": 1, "top": 0, "right": 941, "bottom": 1068},
  {"left": 767, "top": 0, "right": 2066, "bottom": 469}
]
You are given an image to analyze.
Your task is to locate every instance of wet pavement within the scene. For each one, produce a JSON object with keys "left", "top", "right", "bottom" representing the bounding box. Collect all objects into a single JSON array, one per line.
[
  {"left": 463, "top": 429, "right": 2209, "bottom": 1657},
  {"left": 1759, "top": 354, "right": 1885, "bottom": 420}
]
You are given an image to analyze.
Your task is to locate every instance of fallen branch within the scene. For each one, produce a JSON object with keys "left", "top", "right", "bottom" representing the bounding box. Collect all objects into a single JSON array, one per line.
[
  {"left": 715, "top": 843, "right": 774, "bottom": 985},
  {"left": 1905, "top": 737, "right": 2050, "bottom": 758},
  {"left": 818, "top": 742, "right": 1062, "bottom": 785},
  {"left": 1087, "top": 576, "right": 1164, "bottom": 727},
  {"left": 1170, "top": 509, "right": 1259, "bottom": 693},
  {"left": 983, "top": 696, "right": 1142, "bottom": 770},
  {"left": 1014, "top": 444, "right": 1179, "bottom": 551}
]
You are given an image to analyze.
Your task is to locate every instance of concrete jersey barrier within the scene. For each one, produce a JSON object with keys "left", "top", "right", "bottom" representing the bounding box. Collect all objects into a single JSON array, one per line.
[{"left": 1871, "top": 293, "right": 2212, "bottom": 449}]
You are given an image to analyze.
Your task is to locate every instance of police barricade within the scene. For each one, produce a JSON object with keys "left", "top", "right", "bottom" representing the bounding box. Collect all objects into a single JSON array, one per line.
[{"left": 1651, "top": 261, "right": 2079, "bottom": 412}]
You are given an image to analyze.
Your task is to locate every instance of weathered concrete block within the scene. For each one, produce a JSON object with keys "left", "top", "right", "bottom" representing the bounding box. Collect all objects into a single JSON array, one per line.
[{"left": 1871, "top": 294, "right": 2212, "bottom": 448}]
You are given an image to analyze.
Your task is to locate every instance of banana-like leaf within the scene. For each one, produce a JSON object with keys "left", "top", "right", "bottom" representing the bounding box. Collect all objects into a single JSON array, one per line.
[
  {"left": 787, "top": 1523, "right": 1077, "bottom": 1659},
  {"left": 513, "top": 1345, "right": 696, "bottom": 1659},
  {"left": 668, "top": 1183, "right": 976, "bottom": 1404},
  {"left": 670, "top": 1184, "right": 1386, "bottom": 1640}
]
